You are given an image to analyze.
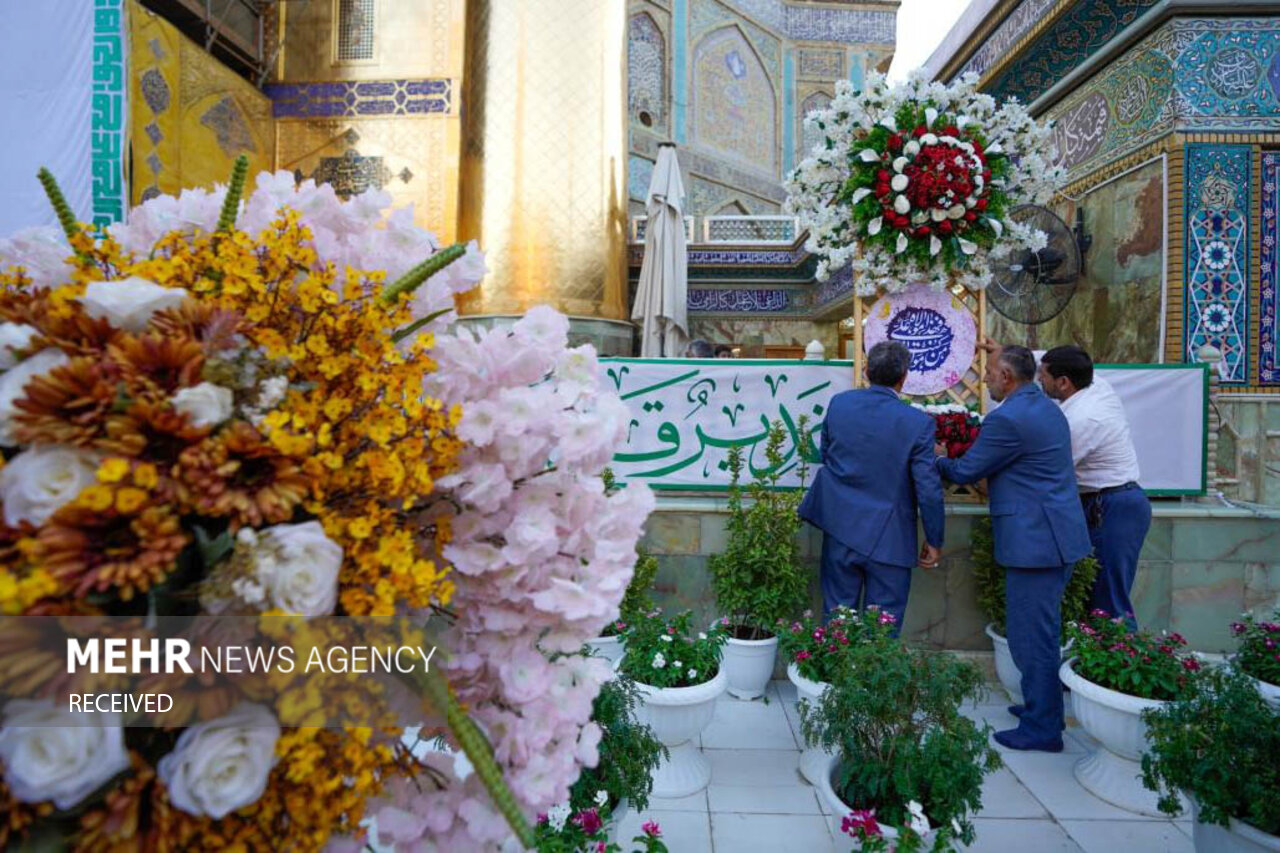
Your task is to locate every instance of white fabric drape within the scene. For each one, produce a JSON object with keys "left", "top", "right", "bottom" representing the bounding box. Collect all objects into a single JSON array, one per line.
[
  {"left": 0, "top": 0, "right": 100, "bottom": 233},
  {"left": 631, "top": 145, "right": 689, "bottom": 357}
]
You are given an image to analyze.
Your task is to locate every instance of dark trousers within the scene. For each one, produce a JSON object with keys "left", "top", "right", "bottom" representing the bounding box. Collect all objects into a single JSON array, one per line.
[
  {"left": 1083, "top": 485, "right": 1152, "bottom": 628},
  {"left": 1006, "top": 563, "right": 1072, "bottom": 742},
  {"left": 819, "top": 535, "right": 910, "bottom": 636}
]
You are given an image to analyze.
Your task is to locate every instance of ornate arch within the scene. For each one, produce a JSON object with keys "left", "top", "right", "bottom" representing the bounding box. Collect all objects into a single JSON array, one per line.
[
  {"left": 690, "top": 24, "right": 777, "bottom": 175},
  {"left": 628, "top": 12, "right": 666, "bottom": 132}
]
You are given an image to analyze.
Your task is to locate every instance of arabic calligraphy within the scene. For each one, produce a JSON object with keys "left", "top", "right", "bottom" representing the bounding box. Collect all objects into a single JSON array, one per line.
[
  {"left": 888, "top": 307, "right": 954, "bottom": 372},
  {"left": 1207, "top": 48, "right": 1261, "bottom": 99},
  {"left": 1052, "top": 92, "right": 1109, "bottom": 170},
  {"left": 602, "top": 360, "right": 850, "bottom": 489}
]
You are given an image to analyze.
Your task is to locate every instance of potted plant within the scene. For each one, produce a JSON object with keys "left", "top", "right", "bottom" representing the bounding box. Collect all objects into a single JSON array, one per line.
[
  {"left": 972, "top": 517, "right": 1099, "bottom": 704},
  {"left": 776, "top": 606, "right": 898, "bottom": 786},
  {"left": 1229, "top": 611, "right": 1280, "bottom": 707},
  {"left": 587, "top": 471, "right": 660, "bottom": 666},
  {"left": 1141, "top": 664, "right": 1280, "bottom": 852},
  {"left": 800, "top": 635, "right": 1001, "bottom": 850},
  {"left": 708, "top": 419, "right": 811, "bottom": 700},
  {"left": 570, "top": 676, "right": 666, "bottom": 839},
  {"left": 618, "top": 610, "right": 728, "bottom": 797},
  {"left": 1060, "top": 611, "right": 1203, "bottom": 815}
]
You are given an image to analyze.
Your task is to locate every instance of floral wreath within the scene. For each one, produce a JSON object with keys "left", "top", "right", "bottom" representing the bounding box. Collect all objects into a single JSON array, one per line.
[{"left": 785, "top": 71, "right": 1064, "bottom": 295}]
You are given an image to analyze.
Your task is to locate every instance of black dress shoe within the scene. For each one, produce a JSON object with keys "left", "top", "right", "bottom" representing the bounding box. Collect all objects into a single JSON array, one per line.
[{"left": 993, "top": 728, "right": 1063, "bottom": 753}]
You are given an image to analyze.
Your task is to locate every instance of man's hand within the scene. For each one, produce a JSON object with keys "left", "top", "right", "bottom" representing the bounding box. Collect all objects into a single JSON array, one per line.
[
  {"left": 918, "top": 543, "right": 941, "bottom": 569},
  {"left": 978, "top": 336, "right": 1003, "bottom": 356},
  {"left": 934, "top": 442, "right": 948, "bottom": 458}
]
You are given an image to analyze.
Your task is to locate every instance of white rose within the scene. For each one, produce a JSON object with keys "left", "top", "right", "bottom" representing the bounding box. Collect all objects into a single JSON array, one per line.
[
  {"left": 0, "top": 700, "right": 130, "bottom": 809},
  {"left": 0, "top": 349, "right": 69, "bottom": 447},
  {"left": 253, "top": 521, "right": 343, "bottom": 619},
  {"left": 170, "top": 382, "right": 234, "bottom": 429},
  {"left": 893, "top": 195, "right": 911, "bottom": 215},
  {"left": 890, "top": 174, "right": 909, "bottom": 193},
  {"left": 79, "top": 276, "right": 189, "bottom": 332},
  {"left": 0, "top": 446, "right": 100, "bottom": 527},
  {"left": 157, "top": 703, "right": 279, "bottom": 819},
  {"left": 0, "top": 323, "right": 36, "bottom": 370}
]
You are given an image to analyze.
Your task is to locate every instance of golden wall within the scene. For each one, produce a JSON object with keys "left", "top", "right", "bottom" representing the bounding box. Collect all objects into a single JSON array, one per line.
[
  {"left": 272, "top": 0, "right": 466, "bottom": 242},
  {"left": 457, "top": 0, "right": 629, "bottom": 320},
  {"left": 129, "top": 2, "right": 273, "bottom": 205}
]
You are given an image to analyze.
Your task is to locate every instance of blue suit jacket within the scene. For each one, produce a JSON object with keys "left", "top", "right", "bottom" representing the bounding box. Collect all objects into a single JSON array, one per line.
[
  {"left": 936, "top": 383, "right": 1091, "bottom": 569},
  {"left": 798, "top": 386, "right": 945, "bottom": 568}
]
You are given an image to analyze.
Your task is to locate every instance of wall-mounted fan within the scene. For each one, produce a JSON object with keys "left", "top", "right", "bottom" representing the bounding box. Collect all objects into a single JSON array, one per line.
[{"left": 987, "top": 205, "right": 1086, "bottom": 325}]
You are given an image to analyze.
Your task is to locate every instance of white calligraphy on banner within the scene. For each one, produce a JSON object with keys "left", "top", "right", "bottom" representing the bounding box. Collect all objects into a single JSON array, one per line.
[
  {"left": 604, "top": 360, "right": 1208, "bottom": 495},
  {"left": 600, "top": 359, "right": 853, "bottom": 490}
]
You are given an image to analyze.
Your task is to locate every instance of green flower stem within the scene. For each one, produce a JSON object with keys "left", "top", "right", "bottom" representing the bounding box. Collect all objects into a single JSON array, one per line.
[
  {"left": 37, "top": 168, "right": 81, "bottom": 241},
  {"left": 380, "top": 243, "right": 468, "bottom": 307},
  {"left": 417, "top": 667, "right": 535, "bottom": 849},
  {"left": 217, "top": 155, "right": 250, "bottom": 232}
]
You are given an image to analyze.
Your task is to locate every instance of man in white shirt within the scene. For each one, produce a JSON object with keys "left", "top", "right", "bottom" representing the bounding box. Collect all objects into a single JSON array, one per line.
[{"left": 1037, "top": 345, "right": 1151, "bottom": 626}]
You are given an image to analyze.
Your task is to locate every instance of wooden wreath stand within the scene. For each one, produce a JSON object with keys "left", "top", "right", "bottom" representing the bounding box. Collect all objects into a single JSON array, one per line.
[{"left": 847, "top": 277, "right": 989, "bottom": 503}]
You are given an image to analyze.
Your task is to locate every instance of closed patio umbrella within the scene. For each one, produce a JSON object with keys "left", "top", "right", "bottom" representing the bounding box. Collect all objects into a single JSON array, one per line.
[{"left": 632, "top": 143, "right": 689, "bottom": 357}]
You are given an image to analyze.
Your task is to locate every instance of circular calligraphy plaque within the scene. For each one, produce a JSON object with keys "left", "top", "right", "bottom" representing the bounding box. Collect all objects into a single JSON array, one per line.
[{"left": 864, "top": 284, "right": 977, "bottom": 396}]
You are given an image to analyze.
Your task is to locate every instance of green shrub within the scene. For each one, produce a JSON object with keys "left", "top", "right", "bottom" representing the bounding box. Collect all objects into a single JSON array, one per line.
[
  {"left": 569, "top": 677, "right": 667, "bottom": 814},
  {"left": 1141, "top": 664, "right": 1280, "bottom": 835},
  {"left": 600, "top": 468, "right": 659, "bottom": 636},
  {"left": 971, "top": 516, "right": 1099, "bottom": 642},
  {"left": 708, "top": 419, "right": 811, "bottom": 640},
  {"left": 800, "top": 638, "right": 1001, "bottom": 849},
  {"left": 1230, "top": 610, "right": 1280, "bottom": 687},
  {"left": 1067, "top": 611, "right": 1201, "bottom": 701}
]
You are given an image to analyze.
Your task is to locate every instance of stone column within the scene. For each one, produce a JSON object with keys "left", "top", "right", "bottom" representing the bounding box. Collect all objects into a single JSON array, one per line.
[{"left": 1198, "top": 344, "right": 1223, "bottom": 499}]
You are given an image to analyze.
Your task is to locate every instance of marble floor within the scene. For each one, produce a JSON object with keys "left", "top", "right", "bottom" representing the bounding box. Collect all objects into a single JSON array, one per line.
[{"left": 615, "top": 680, "right": 1194, "bottom": 853}]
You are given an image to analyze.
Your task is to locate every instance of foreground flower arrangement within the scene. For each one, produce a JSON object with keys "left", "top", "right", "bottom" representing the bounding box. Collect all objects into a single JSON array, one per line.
[
  {"left": 0, "top": 161, "right": 655, "bottom": 850},
  {"left": 785, "top": 70, "right": 1063, "bottom": 293},
  {"left": 912, "top": 401, "right": 982, "bottom": 459}
]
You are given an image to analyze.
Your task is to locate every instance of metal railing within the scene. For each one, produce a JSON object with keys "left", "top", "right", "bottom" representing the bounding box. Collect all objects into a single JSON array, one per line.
[
  {"left": 630, "top": 216, "right": 695, "bottom": 244},
  {"left": 702, "top": 215, "right": 798, "bottom": 245},
  {"left": 628, "top": 215, "right": 800, "bottom": 246}
]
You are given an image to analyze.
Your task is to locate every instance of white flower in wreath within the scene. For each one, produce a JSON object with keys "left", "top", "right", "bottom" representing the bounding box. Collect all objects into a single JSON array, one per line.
[
  {"left": 893, "top": 196, "right": 911, "bottom": 215},
  {"left": 171, "top": 382, "right": 235, "bottom": 429},
  {"left": 890, "top": 174, "right": 909, "bottom": 193},
  {"left": 0, "top": 445, "right": 100, "bottom": 528},
  {"left": 79, "top": 277, "right": 189, "bottom": 332},
  {"left": 157, "top": 702, "right": 280, "bottom": 819},
  {"left": 0, "top": 700, "right": 130, "bottom": 810},
  {"left": 0, "top": 323, "right": 36, "bottom": 371}
]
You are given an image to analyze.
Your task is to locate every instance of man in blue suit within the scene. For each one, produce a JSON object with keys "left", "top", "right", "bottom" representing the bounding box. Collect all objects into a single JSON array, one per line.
[
  {"left": 937, "top": 345, "right": 1091, "bottom": 752},
  {"left": 799, "top": 341, "right": 945, "bottom": 634}
]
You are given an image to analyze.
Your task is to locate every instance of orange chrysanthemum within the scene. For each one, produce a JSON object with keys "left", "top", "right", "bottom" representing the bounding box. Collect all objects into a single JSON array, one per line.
[
  {"left": 74, "top": 753, "right": 154, "bottom": 853},
  {"left": 12, "top": 356, "right": 136, "bottom": 451},
  {"left": 175, "top": 422, "right": 309, "bottom": 528},
  {"left": 36, "top": 504, "right": 189, "bottom": 600},
  {"left": 149, "top": 302, "right": 243, "bottom": 354},
  {"left": 108, "top": 334, "right": 205, "bottom": 396}
]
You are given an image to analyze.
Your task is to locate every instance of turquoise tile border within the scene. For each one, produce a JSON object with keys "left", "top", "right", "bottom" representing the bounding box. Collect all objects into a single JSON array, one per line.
[
  {"left": 673, "top": 0, "right": 688, "bottom": 144},
  {"left": 783, "top": 49, "right": 796, "bottom": 174},
  {"left": 850, "top": 51, "right": 863, "bottom": 88}
]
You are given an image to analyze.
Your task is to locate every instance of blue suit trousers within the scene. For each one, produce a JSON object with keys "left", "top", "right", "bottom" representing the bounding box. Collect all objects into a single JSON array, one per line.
[
  {"left": 1006, "top": 564, "right": 1072, "bottom": 742},
  {"left": 1083, "top": 485, "right": 1151, "bottom": 628},
  {"left": 819, "top": 535, "right": 910, "bottom": 636}
]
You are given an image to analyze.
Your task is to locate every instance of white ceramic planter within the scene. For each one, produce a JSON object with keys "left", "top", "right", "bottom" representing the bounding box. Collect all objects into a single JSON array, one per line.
[
  {"left": 787, "top": 662, "right": 836, "bottom": 787},
  {"left": 587, "top": 634, "right": 625, "bottom": 666},
  {"left": 1192, "top": 801, "right": 1280, "bottom": 852},
  {"left": 634, "top": 666, "right": 728, "bottom": 798},
  {"left": 987, "top": 623, "right": 1070, "bottom": 707},
  {"left": 607, "top": 798, "right": 631, "bottom": 844},
  {"left": 722, "top": 629, "right": 778, "bottom": 700},
  {"left": 814, "top": 754, "right": 938, "bottom": 848},
  {"left": 987, "top": 623, "right": 1024, "bottom": 705},
  {"left": 1250, "top": 675, "right": 1280, "bottom": 709},
  {"left": 1059, "top": 658, "right": 1185, "bottom": 816}
]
